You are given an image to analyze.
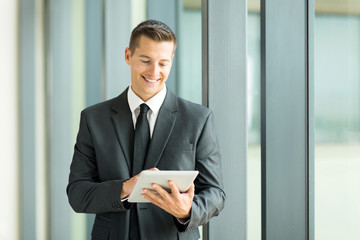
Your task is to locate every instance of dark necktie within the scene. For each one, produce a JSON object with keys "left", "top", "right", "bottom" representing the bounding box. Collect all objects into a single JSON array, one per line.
[
  {"left": 132, "top": 103, "right": 150, "bottom": 176},
  {"left": 130, "top": 103, "right": 150, "bottom": 239}
]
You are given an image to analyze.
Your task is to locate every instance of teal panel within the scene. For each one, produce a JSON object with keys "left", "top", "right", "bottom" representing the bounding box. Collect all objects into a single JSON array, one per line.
[
  {"left": 85, "top": 0, "right": 103, "bottom": 105},
  {"left": 84, "top": 2, "right": 103, "bottom": 237},
  {"left": 178, "top": 9, "right": 202, "bottom": 104},
  {"left": 206, "top": 0, "right": 248, "bottom": 239},
  {"left": 48, "top": 0, "right": 73, "bottom": 239},
  {"left": 105, "top": 0, "right": 131, "bottom": 99}
]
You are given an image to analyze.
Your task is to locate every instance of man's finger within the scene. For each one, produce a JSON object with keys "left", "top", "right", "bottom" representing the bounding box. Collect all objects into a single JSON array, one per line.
[
  {"left": 168, "top": 180, "right": 180, "bottom": 198},
  {"left": 187, "top": 183, "right": 194, "bottom": 193},
  {"left": 142, "top": 191, "right": 166, "bottom": 210},
  {"left": 148, "top": 167, "right": 159, "bottom": 171},
  {"left": 152, "top": 183, "right": 174, "bottom": 202},
  {"left": 142, "top": 188, "right": 166, "bottom": 206},
  {"left": 130, "top": 175, "right": 139, "bottom": 186},
  {"left": 142, "top": 188, "right": 157, "bottom": 200},
  {"left": 187, "top": 183, "right": 195, "bottom": 197}
]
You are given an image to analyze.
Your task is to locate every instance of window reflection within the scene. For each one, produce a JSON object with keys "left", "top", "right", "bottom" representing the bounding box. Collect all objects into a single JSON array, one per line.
[
  {"left": 315, "top": 1, "right": 360, "bottom": 239},
  {"left": 247, "top": 0, "right": 261, "bottom": 239},
  {"left": 178, "top": 0, "right": 202, "bottom": 104}
]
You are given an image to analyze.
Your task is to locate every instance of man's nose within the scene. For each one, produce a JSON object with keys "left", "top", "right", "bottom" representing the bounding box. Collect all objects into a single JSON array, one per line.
[{"left": 149, "top": 63, "right": 159, "bottom": 76}]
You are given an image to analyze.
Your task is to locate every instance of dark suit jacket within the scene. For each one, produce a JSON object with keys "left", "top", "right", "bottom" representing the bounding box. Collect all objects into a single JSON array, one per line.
[{"left": 67, "top": 88, "right": 225, "bottom": 240}]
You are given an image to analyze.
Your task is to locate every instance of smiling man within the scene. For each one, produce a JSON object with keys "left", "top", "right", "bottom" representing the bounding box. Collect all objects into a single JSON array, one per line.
[
  {"left": 125, "top": 34, "right": 174, "bottom": 102},
  {"left": 67, "top": 20, "right": 225, "bottom": 240}
]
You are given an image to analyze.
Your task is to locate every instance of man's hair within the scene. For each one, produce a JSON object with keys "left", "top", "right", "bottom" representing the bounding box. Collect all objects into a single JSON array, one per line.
[{"left": 129, "top": 19, "right": 177, "bottom": 55}]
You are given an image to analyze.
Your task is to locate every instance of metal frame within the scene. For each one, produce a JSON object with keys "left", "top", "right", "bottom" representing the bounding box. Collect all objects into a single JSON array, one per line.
[
  {"left": 201, "top": 0, "right": 209, "bottom": 108},
  {"left": 260, "top": 0, "right": 314, "bottom": 239},
  {"left": 307, "top": 0, "right": 315, "bottom": 239}
]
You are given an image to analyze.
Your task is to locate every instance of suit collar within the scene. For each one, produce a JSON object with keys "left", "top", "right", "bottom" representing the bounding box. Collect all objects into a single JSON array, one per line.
[
  {"left": 111, "top": 88, "right": 134, "bottom": 172},
  {"left": 111, "top": 88, "right": 179, "bottom": 172},
  {"left": 144, "top": 90, "right": 179, "bottom": 169},
  {"left": 111, "top": 87, "right": 130, "bottom": 113},
  {"left": 127, "top": 85, "right": 167, "bottom": 117}
]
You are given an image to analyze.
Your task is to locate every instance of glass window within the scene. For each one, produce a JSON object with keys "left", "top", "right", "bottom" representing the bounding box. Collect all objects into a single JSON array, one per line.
[
  {"left": 314, "top": 1, "right": 360, "bottom": 239},
  {"left": 178, "top": 0, "right": 202, "bottom": 104},
  {"left": 247, "top": 0, "right": 261, "bottom": 239},
  {"left": 178, "top": 2, "right": 203, "bottom": 238}
]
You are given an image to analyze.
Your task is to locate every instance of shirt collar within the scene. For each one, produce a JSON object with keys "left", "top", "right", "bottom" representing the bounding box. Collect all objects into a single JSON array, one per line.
[{"left": 127, "top": 86, "right": 167, "bottom": 114}]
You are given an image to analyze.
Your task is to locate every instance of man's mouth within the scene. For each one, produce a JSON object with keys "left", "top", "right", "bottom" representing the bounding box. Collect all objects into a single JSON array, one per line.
[{"left": 142, "top": 75, "right": 159, "bottom": 83}]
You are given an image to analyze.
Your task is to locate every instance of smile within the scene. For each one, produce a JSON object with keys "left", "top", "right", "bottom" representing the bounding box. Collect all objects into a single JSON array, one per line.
[{"left": 142, "top": 75, "right": 159, "bottom": 83}]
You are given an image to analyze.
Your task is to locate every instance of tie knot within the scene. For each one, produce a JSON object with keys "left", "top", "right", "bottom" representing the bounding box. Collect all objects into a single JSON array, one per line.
[{"left": 139, "top": 103, "right": 150, "bottom": 113}]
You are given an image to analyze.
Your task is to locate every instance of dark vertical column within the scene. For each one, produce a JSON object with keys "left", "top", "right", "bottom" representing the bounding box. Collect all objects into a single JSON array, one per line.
[
  {"left": 260, "top": 0, "right": 313, "bottom": 239},
  {"left": 308, "top": 1, "right": 315, "bottom": 239},
  {"left": 204, "top": 0, "right": 248, "bottom": 239}
]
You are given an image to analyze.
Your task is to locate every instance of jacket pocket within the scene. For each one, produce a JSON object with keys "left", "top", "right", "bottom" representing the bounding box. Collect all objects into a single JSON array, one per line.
[{"left": 158, "top": 144, "right": 196, "bottom": 170}]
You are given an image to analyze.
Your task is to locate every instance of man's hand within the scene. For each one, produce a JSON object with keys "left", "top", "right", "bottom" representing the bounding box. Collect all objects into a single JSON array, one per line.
[
  {"left": 121, "top": 168, "right": 159, "bottom": 199},
  {"left": 141, "top": 180, "right": 195, "bottom": 219}
]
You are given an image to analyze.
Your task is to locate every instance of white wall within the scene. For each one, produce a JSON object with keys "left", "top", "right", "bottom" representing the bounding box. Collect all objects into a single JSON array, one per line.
[{"left": 0, "top": 0, "right": 19, "bottom": 239}]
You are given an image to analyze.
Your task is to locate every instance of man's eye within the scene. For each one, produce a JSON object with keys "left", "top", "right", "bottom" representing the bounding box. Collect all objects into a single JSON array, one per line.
[{"left": 141, "top": 60, "right": 150, "bottom": 64}]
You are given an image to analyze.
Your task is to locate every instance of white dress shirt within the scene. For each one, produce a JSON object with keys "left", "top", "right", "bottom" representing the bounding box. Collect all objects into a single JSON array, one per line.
[
  {"left": 127, "top": 86, "right": 167, "bottom": 138},
  {"left": 121, "top": 86, "right": 167, "bottom": 202},
  {"left": 126, "top": 86, "right": 190, "bottom": 224}
]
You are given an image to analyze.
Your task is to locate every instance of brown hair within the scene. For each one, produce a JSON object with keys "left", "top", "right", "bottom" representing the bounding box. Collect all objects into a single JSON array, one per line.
[{"left": 129, "top": 19, "right": 177, "bottom": 55}]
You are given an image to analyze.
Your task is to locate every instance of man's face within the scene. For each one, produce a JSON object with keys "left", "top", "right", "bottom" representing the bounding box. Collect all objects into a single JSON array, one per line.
[{"left": 125, "top": 35, "right": 174, "bottom": 101}]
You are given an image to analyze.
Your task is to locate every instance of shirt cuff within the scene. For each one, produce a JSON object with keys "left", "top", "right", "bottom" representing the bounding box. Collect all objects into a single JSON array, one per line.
[
  {"left": 121, "top": 197, "right": 129, "bottom": 202},
  {"left": 176, "top": 217, "right": 190, "bottom": 225}
]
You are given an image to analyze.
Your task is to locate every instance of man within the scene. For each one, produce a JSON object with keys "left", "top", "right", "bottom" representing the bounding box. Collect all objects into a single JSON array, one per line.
[{"left": 67, "top": 19, "right": 225, "bottom": 240}]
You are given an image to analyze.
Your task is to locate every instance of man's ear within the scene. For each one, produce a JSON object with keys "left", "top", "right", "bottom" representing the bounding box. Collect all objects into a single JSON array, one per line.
[{"left": 125, "top": 47, "right": 131, "bottom": 65}]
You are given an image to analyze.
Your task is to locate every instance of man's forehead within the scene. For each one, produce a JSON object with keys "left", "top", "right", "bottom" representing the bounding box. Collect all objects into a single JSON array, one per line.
[{"left": 132, "top": 37, "right": 175, "bottom": 57}]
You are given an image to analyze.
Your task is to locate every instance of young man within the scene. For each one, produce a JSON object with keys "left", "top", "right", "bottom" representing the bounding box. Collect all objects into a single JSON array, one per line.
[{"left": 67, "top": 20, "right": 225, "bottom": 240}]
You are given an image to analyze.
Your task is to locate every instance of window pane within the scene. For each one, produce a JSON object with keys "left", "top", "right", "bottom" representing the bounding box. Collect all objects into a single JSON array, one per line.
[
  {"left": 314, "top": 1, "right": 360, "bottom": 239},
  {"left": 248, "top": 0, "right": 261, "bottom": 239},
  {"left": 178, "top": 0, "right": 203, "bottom": 238},
  {"left": 178, "top": 1, "right": 202, "bottom": 104}
]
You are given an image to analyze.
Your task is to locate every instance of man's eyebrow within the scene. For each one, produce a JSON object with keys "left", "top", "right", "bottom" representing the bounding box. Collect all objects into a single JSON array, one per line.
[{"left": 139, "top": 55, "right": 171, "bottom": 62}]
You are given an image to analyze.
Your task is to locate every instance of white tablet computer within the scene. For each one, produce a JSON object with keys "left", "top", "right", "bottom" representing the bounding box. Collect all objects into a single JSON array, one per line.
[{"left": 128, "top": 170, "right": 199, "bottom": 203}]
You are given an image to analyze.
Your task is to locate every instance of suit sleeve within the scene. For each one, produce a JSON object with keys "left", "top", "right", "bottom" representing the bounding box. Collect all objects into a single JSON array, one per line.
[
  {"left": 177, "top": 111, "right": 226, "bottom": 232},
  {"left": 66, "top": 111, "right": 131, "bottom": 213}
]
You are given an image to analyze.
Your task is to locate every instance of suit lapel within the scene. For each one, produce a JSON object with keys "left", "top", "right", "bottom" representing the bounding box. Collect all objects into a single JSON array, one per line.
[
  {"left": 111, "top": 88, "right": 134, "bottom": 172},
  {"left": 144, "top": 90, "right": 178, "bottom": 169}
]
